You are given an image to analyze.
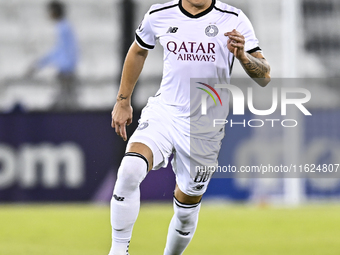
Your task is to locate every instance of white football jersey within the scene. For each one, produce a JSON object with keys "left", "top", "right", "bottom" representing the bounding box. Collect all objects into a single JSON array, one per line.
[{"left": 136, "top": 0, "right": 261, "bottom": 140}]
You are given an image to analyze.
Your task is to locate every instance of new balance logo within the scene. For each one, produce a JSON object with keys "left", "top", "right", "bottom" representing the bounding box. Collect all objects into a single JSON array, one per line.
[
  {"left": 113, "top": 194, "right": 125, "bottom": 201},
  {"left": 176, "top": 229, "right": 190, "bottom": 236},
  {"left": 167, "top": 27, "right": 178, "bottom": 33},
  {"left": 193, "top": 184, "right": 204, "bottom": 191}
]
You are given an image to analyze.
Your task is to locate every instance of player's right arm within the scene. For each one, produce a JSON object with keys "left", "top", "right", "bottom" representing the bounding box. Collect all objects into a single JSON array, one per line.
[{"left": 111, "top": 42, "right": 149, "bottom": 141}]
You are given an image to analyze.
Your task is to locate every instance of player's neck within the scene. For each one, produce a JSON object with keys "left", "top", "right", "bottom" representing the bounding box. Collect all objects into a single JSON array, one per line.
[{"left": 181, "top": 0, "right": 213, "bottom": 16}]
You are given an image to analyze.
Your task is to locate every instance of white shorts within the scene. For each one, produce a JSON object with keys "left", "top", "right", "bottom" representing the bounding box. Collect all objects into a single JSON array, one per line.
[{"left": 128, "top": 96, "right": 222, "bottom": 196}]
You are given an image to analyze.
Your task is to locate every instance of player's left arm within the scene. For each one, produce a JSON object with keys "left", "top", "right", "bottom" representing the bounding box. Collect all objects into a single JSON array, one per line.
[{"left": 225, "top": 29, "right": 271, "bottom": 87}]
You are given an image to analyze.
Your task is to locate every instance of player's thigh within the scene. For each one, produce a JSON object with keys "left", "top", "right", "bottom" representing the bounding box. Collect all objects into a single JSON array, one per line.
[
  {"left": 129, "top": 97, "right": 174, "bottom": 170},
  {"left": 173, "top": 137, "right": 221, "bottom": 197},
  {"left": 126, "top": 142, "right": 153, "bottom": 171}
]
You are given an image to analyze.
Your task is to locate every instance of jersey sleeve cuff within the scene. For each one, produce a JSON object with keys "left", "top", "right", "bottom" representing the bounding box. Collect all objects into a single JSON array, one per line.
[
  {"left": 135, "top": 33, "right": 155, "bottom": 50},
  {"left": 247, "top": 46, "right": 262, "bottom": 54}
]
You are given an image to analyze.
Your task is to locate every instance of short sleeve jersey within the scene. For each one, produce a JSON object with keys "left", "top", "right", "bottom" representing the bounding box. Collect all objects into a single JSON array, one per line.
[{"left": 136, "top": 0, "right": 261, "bottom": 139}]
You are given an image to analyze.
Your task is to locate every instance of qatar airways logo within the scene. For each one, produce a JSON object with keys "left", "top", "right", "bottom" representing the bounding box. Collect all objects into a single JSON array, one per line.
[
  {"left": 197, "top": 83, "right": 312, "bottom": 128},
  {"left": 167, "top": 41, "right": 216, "bottom": 62}
]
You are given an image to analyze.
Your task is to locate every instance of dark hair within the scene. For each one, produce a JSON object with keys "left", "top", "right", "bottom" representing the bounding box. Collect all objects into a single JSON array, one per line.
[{"left": 48, "top": 1, "right": 65, "bottom": 19}]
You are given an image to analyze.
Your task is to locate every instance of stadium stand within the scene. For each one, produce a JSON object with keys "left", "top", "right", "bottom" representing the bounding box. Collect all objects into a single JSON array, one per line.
[{"left": 0, "top": 0, "right": 339, "bottom": 111}]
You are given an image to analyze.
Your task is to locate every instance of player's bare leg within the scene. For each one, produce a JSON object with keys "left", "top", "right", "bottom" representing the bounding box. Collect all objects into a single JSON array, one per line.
[
  {"left": 109, "top": 142, "right": 152, "bottom": 255},
  {"left": 164, "top": 185, "right": 203, "bottom": 255},
  {"left": 174, "top": 185, "right": 202, "bottom": 204}
]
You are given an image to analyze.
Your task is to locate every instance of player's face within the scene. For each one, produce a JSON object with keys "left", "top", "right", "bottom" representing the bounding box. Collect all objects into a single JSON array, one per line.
[
  {"left": 183, "top": 0, "right": 212, "bottom": 8},
  {"left": 48, "top": 9, "right": 57, "bottom": 21}
]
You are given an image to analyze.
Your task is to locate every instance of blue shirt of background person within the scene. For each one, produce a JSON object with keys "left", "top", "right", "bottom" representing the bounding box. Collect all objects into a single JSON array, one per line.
[
  {"left": 27, "top": 1, "right": 78, "bottom": 76},
  {"left": 38, "top": 18, "right": 78, "bottom": 74}
]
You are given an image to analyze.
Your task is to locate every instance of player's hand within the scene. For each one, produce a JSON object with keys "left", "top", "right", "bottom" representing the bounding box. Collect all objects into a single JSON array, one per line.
[
  {"left": 225, "top": 29, "right": 247, "bottom": 61},
  {"left": 111, "top": 100, "right": 133, "bottom": 141}
]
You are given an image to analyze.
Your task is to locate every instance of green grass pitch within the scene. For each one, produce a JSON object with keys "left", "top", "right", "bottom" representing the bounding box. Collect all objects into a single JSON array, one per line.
[{"left": 0, "top": 203, "right": 340, "bottom": 255}]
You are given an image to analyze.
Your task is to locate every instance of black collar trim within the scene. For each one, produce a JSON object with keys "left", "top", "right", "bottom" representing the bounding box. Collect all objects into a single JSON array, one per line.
[
  {"left": 179, "top": 0, "right": 216, "bottom": 19},
  {"left": 149, "top": 3, "right": 179, "bottom": 15},
  {"left": 214, "top": 6, "right": 238, "bottom": 17}
]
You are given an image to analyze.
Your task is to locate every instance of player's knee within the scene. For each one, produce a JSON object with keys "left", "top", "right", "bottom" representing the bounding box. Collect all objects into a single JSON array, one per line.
[{"left": 116, "top": 153, "right": 148, "bottom": 191}]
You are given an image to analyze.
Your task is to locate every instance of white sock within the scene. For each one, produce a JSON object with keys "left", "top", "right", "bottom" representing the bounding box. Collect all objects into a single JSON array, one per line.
[
  {"left": 108, "top": 152, "right": 148, "bottom": 255},
  {"left": 164, "top": 197, "right": 201, "bottom": 255}
]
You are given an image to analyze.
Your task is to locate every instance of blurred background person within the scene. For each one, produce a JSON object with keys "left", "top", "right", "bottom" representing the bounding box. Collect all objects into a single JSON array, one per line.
[{"left": 26, "top": 0, "right": 79, "bottom": 111}]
